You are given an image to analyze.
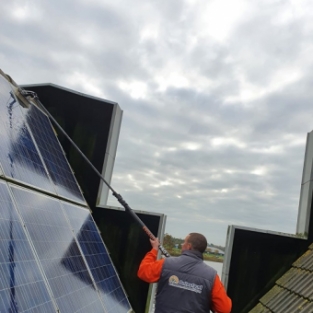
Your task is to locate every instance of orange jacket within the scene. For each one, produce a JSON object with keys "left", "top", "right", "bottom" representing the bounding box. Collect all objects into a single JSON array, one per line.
[{"left": 138, "top": 249, "right": 232, "bottom": 313}]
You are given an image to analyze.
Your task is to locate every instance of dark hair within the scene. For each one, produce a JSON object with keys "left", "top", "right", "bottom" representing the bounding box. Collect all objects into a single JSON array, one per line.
[{"left": 188, "top": 233, "right": 207, "bottom": 253}]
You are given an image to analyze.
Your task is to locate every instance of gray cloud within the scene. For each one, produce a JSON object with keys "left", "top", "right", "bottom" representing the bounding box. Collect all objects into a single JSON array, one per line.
[{"left": 2, "top": 0, "right": 313, "bottom": 245}]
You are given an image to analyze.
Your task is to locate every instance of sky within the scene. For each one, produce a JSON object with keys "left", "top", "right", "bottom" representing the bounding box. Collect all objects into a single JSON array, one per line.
[{"left": 2, "top": 0, "right": 313, "bottom": 246}]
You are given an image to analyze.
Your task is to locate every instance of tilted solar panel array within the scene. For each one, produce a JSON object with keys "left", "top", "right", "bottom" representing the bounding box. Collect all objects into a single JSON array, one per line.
[{"left": 0, "top": 75, "right": 133, "bottom": 313}]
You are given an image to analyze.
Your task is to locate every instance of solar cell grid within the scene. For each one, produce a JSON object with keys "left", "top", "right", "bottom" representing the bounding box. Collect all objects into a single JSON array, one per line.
[
  {"left": 62, "top": 202, "right": 132, "bottom": 313},
  {"left": 11, "top": 185, "right": 106, "bottom": 313},
  {"left": 0, "top": 76, "right": 55, "bottom": 193},
  {"left": 25, "top": 104, "right": 85, "bottom": 204},
  {"left": 0, "top": 180, "right": 56, "bottom": 313}
]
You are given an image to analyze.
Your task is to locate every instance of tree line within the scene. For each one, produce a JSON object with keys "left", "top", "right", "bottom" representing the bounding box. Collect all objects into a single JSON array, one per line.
[
  {"left": 162, "top": 233, "right": 225, "bottom": 252},
  {"left": 162, "top": 233, "right": 224, "bottom": 262}
]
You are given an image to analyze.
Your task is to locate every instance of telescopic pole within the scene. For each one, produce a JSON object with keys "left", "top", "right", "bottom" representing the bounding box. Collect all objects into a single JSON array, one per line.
[{"left": 24, "top": 90, "right": 170, "bottom": 258}]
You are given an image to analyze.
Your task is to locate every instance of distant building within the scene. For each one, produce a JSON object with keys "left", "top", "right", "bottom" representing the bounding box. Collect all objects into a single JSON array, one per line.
[{"left": 206, "top": 245, "right": 225, "bottom": 256}]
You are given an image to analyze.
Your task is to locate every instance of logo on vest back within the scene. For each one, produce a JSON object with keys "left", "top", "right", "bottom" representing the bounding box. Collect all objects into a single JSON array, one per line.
[{"left": 168, "top": 275, "right": 203, "bottom": 294}]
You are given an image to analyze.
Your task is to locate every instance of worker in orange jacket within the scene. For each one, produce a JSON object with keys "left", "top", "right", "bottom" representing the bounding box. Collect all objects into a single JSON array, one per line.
[{"left": 138, "top": 233, "right": 232, "bottom": 313}]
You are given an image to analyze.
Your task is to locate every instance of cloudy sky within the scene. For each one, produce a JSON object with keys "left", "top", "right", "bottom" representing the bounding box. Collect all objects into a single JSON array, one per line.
[{"left": 2, "top": 0, "right": 313, "bottom": 246}]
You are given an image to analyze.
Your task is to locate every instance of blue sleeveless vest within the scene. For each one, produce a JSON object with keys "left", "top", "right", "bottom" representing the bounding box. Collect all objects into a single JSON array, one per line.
[{"left": 155, "top": 250, "right": 216, "bottom": 313}]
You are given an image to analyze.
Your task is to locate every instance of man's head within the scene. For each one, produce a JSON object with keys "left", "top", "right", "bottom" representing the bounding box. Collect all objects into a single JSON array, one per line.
[{"left": 181, "top": 233, "right": 207, "bottom": 253}]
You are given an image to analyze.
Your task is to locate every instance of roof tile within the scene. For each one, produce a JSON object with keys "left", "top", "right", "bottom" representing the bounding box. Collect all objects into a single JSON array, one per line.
[
  {"left": 249, "top": 244, "right": 313, "bottom": 313},
  {"left": 249, "top": 303, "right": 271, "bottom": 313}
]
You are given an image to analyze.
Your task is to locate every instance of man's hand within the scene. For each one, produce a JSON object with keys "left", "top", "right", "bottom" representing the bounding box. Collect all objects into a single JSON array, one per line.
[{"left": 150, "top": 237, "right": 160, "bottom": 251}]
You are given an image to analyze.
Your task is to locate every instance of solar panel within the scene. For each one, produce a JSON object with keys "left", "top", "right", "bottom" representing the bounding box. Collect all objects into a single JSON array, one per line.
[
  {"left": 0, "top": 180, "right": 57, "bottom": 313},
  {"left": 0, "top": 74, "right": 85, "bottom": 204},
  {"left": 11, "top": 185, "right": 106, "bottom": 313},
  {"left": 0, "top": 75, "right": 55, "bottom": 193},
  {"left": 0, "top": 74, "right": 133, "bottom": 313}
]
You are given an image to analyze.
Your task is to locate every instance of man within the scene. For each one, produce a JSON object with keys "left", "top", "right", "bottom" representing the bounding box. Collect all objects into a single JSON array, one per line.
[{"left": 137, "top": 233, "right": 232, "bottom": 313}]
